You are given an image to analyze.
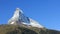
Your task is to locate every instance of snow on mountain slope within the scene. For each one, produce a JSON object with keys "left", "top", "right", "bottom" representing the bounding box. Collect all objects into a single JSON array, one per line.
[
  {"left": 29, "top": 18, "right": 44, "bottom": 28},
  {"left": 8, "top": 8, "right": 44, "bottom": 28}
]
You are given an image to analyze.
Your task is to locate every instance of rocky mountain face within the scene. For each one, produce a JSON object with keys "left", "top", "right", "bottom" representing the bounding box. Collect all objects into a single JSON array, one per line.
[
  {"left": 0, "top": 24, "right": 60, "bottom": 34},
  {"left": 8, "top": 8, "right": 44, "bottom": 28}
]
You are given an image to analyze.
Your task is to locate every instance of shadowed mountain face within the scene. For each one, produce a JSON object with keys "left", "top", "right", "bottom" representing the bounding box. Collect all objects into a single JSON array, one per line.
[{"left": 0, "top": 24, "right": 60, "bottom": 34}]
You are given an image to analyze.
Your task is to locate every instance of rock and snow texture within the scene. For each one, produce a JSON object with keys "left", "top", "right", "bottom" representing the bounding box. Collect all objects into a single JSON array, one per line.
[
  {"left": 8, "top": 8, "right": 44, "bottom": 28},
  {"left": 29, "top": 18, "right": 44, "bottom": 28},
  {"left": 8, "top": 8, "right": 30, "bottom": 25}
]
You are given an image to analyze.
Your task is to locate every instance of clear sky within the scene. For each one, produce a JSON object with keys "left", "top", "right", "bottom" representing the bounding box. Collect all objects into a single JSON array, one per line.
[{"left": 0, "top": 0, "right": 60, "bottom": 31}]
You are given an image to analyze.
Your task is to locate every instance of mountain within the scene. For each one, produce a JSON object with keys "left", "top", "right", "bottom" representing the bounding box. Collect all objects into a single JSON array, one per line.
[
  {"left": 8, "top": 8, "right": 44, "bottom": 28},
  {"left": 0, "top": 24, "right": 60, "bottom": 34},
  {"left": 0, "top": 8, "right": 60, "bottom": 34}
]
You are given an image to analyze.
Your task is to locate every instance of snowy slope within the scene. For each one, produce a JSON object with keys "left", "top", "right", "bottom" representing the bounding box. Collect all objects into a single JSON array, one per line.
[{"left": 29, "top": 18, "right": 44, "bottom": 28}]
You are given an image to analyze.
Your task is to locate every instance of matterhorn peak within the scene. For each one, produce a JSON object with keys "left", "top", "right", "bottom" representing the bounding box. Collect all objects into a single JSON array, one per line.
[
  {"left": 8, "top": 8, "right": 44, "bottom": 28},
  {"left": 16, "top": 8, "right": 23, "bottom": 13}
]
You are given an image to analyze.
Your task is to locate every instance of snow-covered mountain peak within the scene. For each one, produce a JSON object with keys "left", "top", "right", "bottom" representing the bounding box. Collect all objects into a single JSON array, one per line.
[
  {"left": 16, "top": 8, "right": 23, "bottom": 14},
  {"left": 8, "top": 8, "right": 44, "bottom": 28}
]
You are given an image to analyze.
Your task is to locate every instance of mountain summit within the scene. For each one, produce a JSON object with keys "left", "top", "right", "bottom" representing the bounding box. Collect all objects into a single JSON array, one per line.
[{"left": 8, "top": 8, "right": 44, "bottom": 28}]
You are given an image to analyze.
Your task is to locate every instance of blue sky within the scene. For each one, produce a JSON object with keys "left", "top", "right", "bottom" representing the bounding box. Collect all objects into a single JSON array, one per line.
[{"left": 0, "top": 0, "right": 60, "bottom": 31}]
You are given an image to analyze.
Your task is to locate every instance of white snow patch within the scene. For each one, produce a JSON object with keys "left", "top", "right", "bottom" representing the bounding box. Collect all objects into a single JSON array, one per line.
[
  {"left": 29, "top": 18, "right": 44, "bottom": 28},
  {"left": 11, "top": 22, "right": 15, "bottom": 24}
]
